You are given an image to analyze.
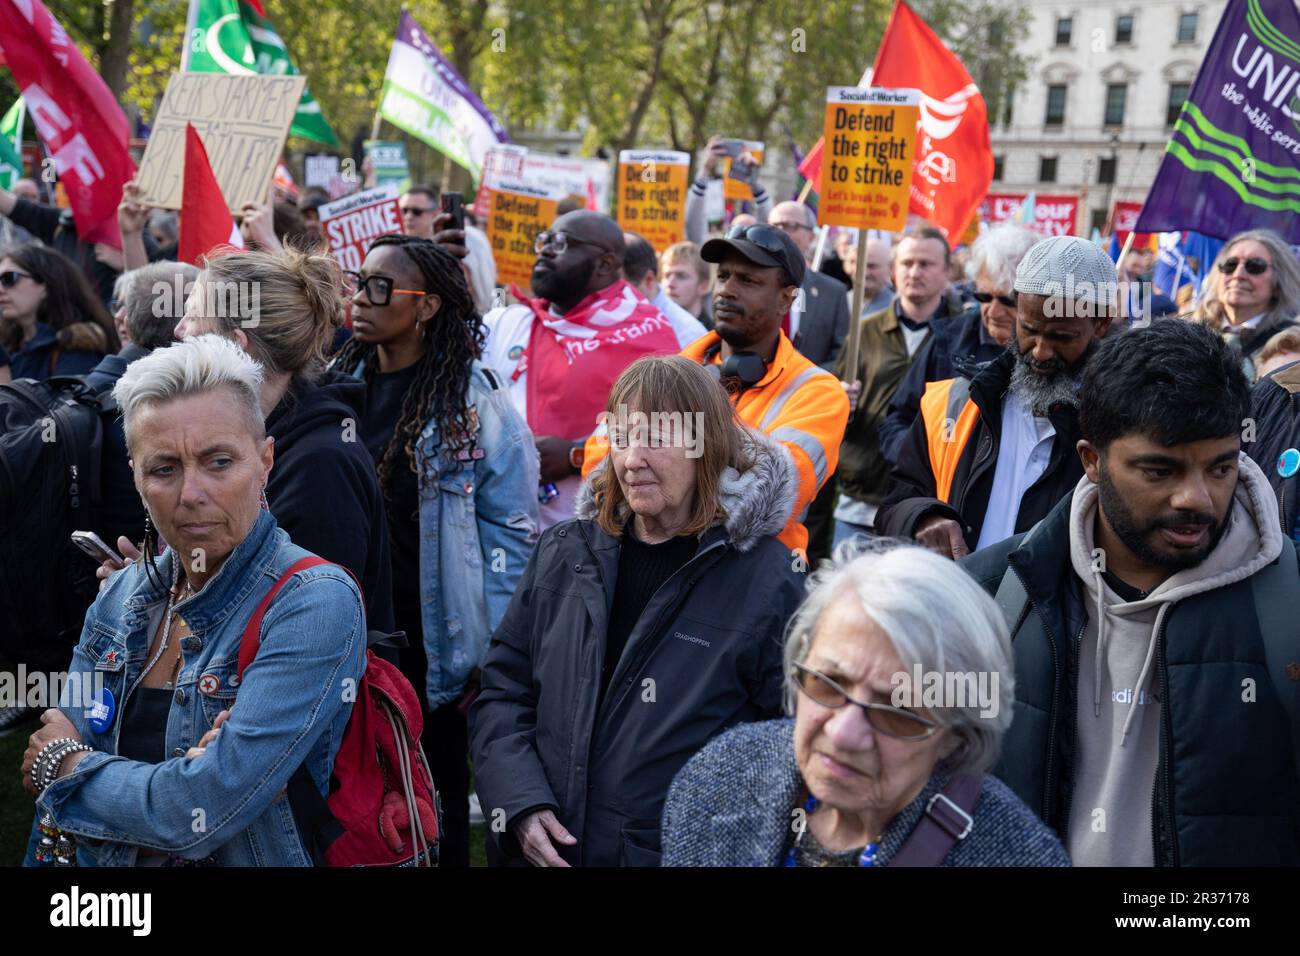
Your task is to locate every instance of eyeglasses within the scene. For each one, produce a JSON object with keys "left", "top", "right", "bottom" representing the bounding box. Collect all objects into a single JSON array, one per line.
[
  {"left": 769, "top": 220, "right": 812, "bottom": 234},
  {"left": 400, "top": 206, "right": 435, "bottom": 218},
  {"left": 0, "top": 270, "right": 35, "bottom": 288},
  {"left": 1218, "top": 256, "right": 1270, "bottom": 276},
  {"left": 344, "top": 271, "right": 428, "bottom": 307},
  {"left": 973, "top": 291, "right": 1018, "bottom": 308},
  {"left": 790, "top": 662, "right": 940, "bottom": 741},
  {"left": 533, "top": 230, "right": 608, "bottom": 256}
]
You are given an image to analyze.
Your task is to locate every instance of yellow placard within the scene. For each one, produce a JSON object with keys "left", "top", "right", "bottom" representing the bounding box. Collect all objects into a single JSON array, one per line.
[
  {"left": 720, "top": 140, "right": 764, "bottom": 201},
  {"left": 818, "top": 87, "right": 919, "bottom": 232},
  {"left": 616, "top": 150, "right": 690, "bottom": 253},
  {"left": 486, "top": 182, "right": 559, "bottom": 291}
]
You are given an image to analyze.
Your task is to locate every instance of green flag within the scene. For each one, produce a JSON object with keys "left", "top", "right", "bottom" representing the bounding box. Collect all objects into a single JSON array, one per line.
[
  {"left": 0, "top": 99, "right": 24, "bottom": 191},
  {"left": 184, "top": 0, "right": 338, "bottom": 146}
]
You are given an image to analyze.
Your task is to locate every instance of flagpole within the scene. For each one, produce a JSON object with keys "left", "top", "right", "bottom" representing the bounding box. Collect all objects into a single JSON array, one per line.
[
  {"left": 811, "top": 224, "right": 829, "bottom": 272},
  {"left": 181, "top": 0, "right": 200, "bottom": 71},
  {"left": 796, "top": 180, "right": 813, "bottom": 205},
  {"left": 843, "top": 228, "right": 870, "bottom": 388},
  {"left": 440, "top": 151, "right": 452, "bottom": 193}
]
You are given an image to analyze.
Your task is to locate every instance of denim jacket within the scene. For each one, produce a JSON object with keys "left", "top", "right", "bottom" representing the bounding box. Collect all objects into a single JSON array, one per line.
[
  {"left": 347, "top": 358, "right": 539, "bottom": 709},
  {"left": 35, "top": 509, "right": 366, "bottom": 866}
]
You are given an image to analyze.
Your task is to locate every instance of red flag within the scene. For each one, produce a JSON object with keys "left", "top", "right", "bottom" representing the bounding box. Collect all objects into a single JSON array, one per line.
[
  {"left": 0, "top": 0, "right": 134, "bottom": 247},
  {"left": 800, "top": 1, "right": 992, "bottom": 238},
  {"left": 179, "top": 123, "right": 244, "bottom": 266}
]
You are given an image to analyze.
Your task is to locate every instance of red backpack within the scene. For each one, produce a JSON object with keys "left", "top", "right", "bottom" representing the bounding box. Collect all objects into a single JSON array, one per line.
[{"left": 237, "top": 556, "right": 439, "bottom": 867}]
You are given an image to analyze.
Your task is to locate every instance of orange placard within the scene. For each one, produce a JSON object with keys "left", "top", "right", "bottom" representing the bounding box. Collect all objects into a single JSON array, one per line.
[
  {"left": 719, "top": 139, "right": 764, "bottom": 201},
  {"left": 818, "top": 86, "right": 920, "bottom": 232},
  {"left": 616, "top": 150, "right": 690, "bottom": 253},
  {"left": 485, "top": 182, "right": 559, "bottom": 291}
]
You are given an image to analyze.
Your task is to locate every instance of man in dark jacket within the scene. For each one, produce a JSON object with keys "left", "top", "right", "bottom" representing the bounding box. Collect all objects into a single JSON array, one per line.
[
  {"left": 768, "top": 201, "right": 850, "bottom": 370},
  {"left": 961, "top": 321, "right": 1299, "bottom": 866},
  {"left": 876, "top": 236, "right": 1117, "bottom": 558},
  {"left": 878, "top": 224, "right": 1039, "bottom": 464},
  {"left": 1246, "top": 358, "right": 1300, "bottom": 538}
]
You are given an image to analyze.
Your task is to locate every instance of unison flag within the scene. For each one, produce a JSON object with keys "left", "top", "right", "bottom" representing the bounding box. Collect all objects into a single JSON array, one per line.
[
  {"left": 797, "top": 1, "right": 992, "bottom": 238},
  {"left": 1134, "top": 0, "right": 1300, "bottom": 242},
  {"left": 0, "top": 0, "right": 134, "bottom": 246},
  {"left": 184, "top": 0, "right": 338, "bottom": 146},
  {"left": 377, "top": 10, "right": 509, "bottom": 184}
]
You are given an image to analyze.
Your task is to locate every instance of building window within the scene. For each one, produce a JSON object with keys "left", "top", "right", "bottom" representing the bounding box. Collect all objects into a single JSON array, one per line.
[
  {"left": 1098, "top": 157, "right": 1117, "bottom": 184},
  {"left": 1115, "top": 14, "right": 1134, "bottom": 45},
  {"left": 1104, "top": 84, "right": 1128, "bottom": 127},
  {"left": 1002, "top": 86, "right": 1015, "bottom": 126},
  {"left": 1167, "top": 82, "right": 1191, "bottom": 125},
  {"left": 1177, "top": 11, "right": 1198, "bottom": 43},
  {"left": 1089, "top": 209, "right": 1109, "bottom": 235},
  {"left": 1055, "top": 16, "right": 1073, "bottom": 46},
  {"left": 993, "top": 155, "right": 1005, "bottom": 181},
  {"left": 1045, "top": 84, "right": 1067, "bottom": 127},
  {"left": 1039, "top": 156, "right": 1058, "bottom": 183}
]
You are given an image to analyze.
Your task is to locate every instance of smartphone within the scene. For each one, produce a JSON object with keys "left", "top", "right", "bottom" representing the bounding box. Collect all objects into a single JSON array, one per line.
[
  {"left": 71, "top": 530, "right": 123, "bottom": 565},
  {"left": 441, "top": 191, "right": 465, "bottom": 232},
  {"left": 721, "top": 140, "right": 756, "bottom": 186}
]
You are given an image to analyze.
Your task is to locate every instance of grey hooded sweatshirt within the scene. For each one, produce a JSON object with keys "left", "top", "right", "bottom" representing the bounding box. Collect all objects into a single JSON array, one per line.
[{"left": 1065, "top": 452, "right": 1283, "bottom": 866}]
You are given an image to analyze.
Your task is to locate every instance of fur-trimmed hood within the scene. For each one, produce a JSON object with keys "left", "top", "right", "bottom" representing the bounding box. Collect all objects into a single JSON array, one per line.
[
  {"left": 56, "top": 320, "right": 109, "bottom": 354},
  {"left": 574, "top": 427, "right": 798, "bottom": 552}
]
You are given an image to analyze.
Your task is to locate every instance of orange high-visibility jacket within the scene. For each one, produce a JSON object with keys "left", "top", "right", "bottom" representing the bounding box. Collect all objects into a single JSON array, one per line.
[
  {"left": 918, "top": 376, "right": 981, "bottom": 504},
  {"left": 583, "top": 332, "right": 849, "bottom": 556}
]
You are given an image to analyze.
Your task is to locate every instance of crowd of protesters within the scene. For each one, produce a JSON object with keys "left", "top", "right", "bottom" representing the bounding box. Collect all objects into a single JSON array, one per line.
[{"left": 3, "top": 135, "right": 1300, "bottom": 870}]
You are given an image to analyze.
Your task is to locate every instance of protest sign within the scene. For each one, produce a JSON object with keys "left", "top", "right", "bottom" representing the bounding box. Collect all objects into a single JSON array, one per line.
[
  {"left": 819, "top": 87, "right": 919, "bottom": 232},
  {"left": 719, "top": 139, "right": 764, "bottom": 201},
  {"left": 318, "top": 183, "right": 404, "bottom": 272},
  {"left": 979, "top": 192, "right": 1079, "bottom": 236},
  {"left": 616, "top": 150, "right": 690, "bottom": 252},
  {"left": 135, "top": 72, "right": 305, "bottom": 213},
  {"left": 474, "top": 144, "right": 528, "bottom": 219},
  {"left": 305, "top": 154, "right": 340, "bottom": 189},
  {"left": 485, "top": 181, "right": 559, "bottom": 289},
  {"left": 363, "top": 140, "right": 410, "bottom": 190}
]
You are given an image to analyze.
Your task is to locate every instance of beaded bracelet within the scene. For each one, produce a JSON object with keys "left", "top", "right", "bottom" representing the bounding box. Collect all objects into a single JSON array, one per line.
[
  {"left": 30, "top": 738, "right": 77, "bottom": 793},
  {"left": 33, "top": 740, "right": 93, "bottom": 795}
]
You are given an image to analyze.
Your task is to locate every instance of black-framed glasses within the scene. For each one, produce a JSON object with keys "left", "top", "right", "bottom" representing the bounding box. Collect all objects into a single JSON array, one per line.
[
  {"left": 973, "top": 290, "right": 1017, "bottom": 308},
  {"left": 0, "top": 270, "right": 35, "bottom": 288},
  {"left": 400, "top": 206, "right": 435, "bottom": 218},
  {"left": 1218, "top": 256, "right": 1269, "bottom": 276},
  {"left": 790, "top": 662, "right": 939, "bottom": 741},
  {"left": 344, "top": 271, "right": 428, "bottom": 307},
  {"left": 533, "top": 230, "right": 607, "bottom": 256}
]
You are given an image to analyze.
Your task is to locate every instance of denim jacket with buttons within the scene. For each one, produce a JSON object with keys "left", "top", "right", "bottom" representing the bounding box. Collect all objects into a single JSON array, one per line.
[
  {"left": 35, "top": 509, "right": 367, "bottom": 866},
  {"left": 347, "top": 358, "right": 539, "bottom": 708}
]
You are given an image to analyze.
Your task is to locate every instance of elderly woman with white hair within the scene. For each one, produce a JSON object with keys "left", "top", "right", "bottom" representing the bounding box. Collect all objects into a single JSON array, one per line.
[
  {"left": 662, "top": 541, "right": 1069, "bottom": 867},
  {"left": 21, "top": 334, "right": 369, "bottom": 866}
]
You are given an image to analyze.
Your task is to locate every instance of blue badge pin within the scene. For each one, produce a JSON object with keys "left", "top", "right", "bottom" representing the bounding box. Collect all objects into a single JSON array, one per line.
[
  {"left": 1278, "top": 448, "right": 1300, "bottom": 479},
  {"left": 86, "top": 687, "right": 116, "bottom": 735}
]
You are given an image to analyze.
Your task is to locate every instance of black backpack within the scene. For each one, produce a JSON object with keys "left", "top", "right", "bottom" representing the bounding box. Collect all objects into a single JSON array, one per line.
[{"left": 0, "top": 376, "right": 117, "bottom": 670}]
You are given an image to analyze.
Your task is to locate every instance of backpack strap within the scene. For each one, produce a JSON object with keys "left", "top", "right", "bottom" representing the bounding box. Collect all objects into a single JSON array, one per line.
[
  {"left": 1250, "top": 541, "right": 1300, "bottom": 773},
  {"left": 889, "top": 775, "right": 983, "bottom": 866},
  {"left": 237, "top": 556, "right": 333, "bottom": 680}
]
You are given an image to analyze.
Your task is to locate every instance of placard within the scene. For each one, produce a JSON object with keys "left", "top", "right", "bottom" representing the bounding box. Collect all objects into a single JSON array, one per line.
[
  {"left": 818, "top": 87, "right": 919, "bottom": 232},
  {"left": 720, "top": 139, "right": 764, "bottom": 201},
  {"left": 615, "top": 150, "right": 690, "bottom": 253},
  {"left": 485, "top": 182, "right": 560, "bottom": 290},
  {"left": 135, "top": 72, "right": 306, "bottom": 213},
  {"left": 318, "top": 183, "right": 404, "bottom": 271},
  {"left": 979, "top": 192, "right": 1079, "bottom": 237}
]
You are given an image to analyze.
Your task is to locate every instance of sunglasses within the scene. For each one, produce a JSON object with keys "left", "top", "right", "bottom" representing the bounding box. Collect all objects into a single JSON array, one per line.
[
  {"left": 726, "top": 222, "right": 792, "bottom": 259},
  {"left": 400, "top": 206, "right": 435, "bottom": 217},
  {"left": 345, "top": 271, "right": 428, "bottom": 307},
  {"left": 0, "top": 270, "right": 35, "bottom": 288},
  {"left": 533, "top": 231, "right": 608, "bottom": 256},
  {"left": 790, "top": 662, "right": 939, "bottom": 741},
  {"left": 1218, "top": 256, "right": 1270, "bottom": 276},
  {"left": 973, "top": 291, "right": 1017, "bottom": 308}
]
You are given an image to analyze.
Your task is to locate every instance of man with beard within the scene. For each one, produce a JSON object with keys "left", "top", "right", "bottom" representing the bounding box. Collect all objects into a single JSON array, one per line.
[
  {"left": 580, "top": 222, "right": 849, "bottom": 556},
  {"left": 483, "top": 210, "right": 679, "bottom": 528},
  {"left": 875, "top": 236, "right": 1117, "bottom": 557},
  {"left": 961, "top": 320, "right": 1299, "bottom": 866}
]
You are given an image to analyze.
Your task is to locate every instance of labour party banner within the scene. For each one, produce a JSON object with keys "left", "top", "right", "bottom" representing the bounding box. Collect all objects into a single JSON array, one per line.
[
  {"left": 183, "top": 0, "right": 338, "bottom": 146},
  {"left": 376, "top": 10, "right": 510, "bottom": 184},
  {"left": 1135, "top": 0, "right": 1300, "bottom": 242}
]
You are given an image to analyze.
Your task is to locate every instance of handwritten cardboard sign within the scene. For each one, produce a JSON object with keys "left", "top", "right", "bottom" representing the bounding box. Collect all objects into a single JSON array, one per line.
[
  {"left": 135, "top": 72, "right": 305, "bottom": 214},
  {"left": 819, "top": 87, "right": 919, "bottom": 232},
  {"left": 318, "top": 183, "right": 404, "bottom": 271},
  {"left": 485, "top": 181, "right": 560, "bottom": 290},
  {"left": 616, "top": 150, "right": 689, "bottom": 252}
]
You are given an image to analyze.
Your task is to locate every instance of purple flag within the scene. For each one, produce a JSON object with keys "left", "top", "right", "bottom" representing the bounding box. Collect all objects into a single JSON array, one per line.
[{"left": 1134, "top": 0, "right": 1300, "bottom": 242}]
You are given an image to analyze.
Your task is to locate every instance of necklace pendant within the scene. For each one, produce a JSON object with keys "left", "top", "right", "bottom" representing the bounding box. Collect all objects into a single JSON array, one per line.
[{"left": 858, "top": 842, "right": 879, "bottom": 868}]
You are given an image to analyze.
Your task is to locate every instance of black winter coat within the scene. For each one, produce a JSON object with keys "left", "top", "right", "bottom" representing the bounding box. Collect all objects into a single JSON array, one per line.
[
  {"left": 83, "top": 343, "right": 151, "bottom": 547},
  {"left": 961, "top": 494, "right": 1300, "bottom": 866},
  {"left": 468, "top": 430, "right": 807, "bottom": 867},
  {"left": 875, "top": 349, "right": 1084, "bottom": 552},
  {"left": 264, "top": 373, "right": 395, "bottom": 634},
  {"left": 1247, "top": 359, "right": 1300, "bottom": 536}
]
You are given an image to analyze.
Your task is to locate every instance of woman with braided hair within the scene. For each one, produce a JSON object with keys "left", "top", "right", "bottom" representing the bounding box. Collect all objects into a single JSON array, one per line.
[{"left": 331, "top": 234, "right": 539, "bottom": 867}]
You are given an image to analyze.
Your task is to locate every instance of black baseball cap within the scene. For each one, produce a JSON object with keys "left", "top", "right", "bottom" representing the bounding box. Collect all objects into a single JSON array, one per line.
[{"left": 701, "top": 223, "right": 806, "bottom": 288}]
